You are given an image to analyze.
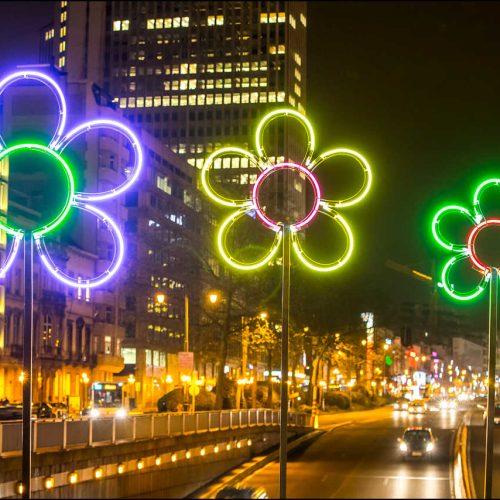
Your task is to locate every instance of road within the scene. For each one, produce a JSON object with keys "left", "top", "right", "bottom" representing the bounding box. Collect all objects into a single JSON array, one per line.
[
  {"left": 239, "top": 406, "right": 460, "bottom": 498},
  {"left": 467, "top": 409, "right": 500, "bottom": 498}
]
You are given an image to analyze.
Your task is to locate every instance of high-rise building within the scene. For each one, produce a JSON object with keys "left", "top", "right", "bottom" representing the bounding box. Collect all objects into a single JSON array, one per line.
[{"left": 44, "top": 0, "right": 309, "bottom": 224}]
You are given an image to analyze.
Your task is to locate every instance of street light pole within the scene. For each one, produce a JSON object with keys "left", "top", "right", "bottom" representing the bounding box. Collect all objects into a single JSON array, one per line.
[
  {"left": 21, "top": 234, "right": 33, "bottom": 499},
  {"left": 280, "top": 225, "right": 291, "bottom": 500},
  {"left": 184, "top": 292, "right": 189, "bottom": 352},
  {"left": 484, "top": 267, "right": 498, "bottom": 499}
]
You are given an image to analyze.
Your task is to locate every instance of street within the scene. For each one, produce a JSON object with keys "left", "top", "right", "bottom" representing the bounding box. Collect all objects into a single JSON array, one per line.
[{"left": 239, "top": 407, "right": 460, "bottom": 498}]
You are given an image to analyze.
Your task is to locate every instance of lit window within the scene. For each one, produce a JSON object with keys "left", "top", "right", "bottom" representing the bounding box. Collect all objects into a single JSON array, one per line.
[
  {"left": 163, "top": 81, "right": 170, "bottom": 91},
  {"left": 181, "top": 63, "right": 189, "bottom": 74},
  {"left": 156, "top": 18, "right": 164, "bottom": 29},
  {"left": 113, "top": 20, "right": 122, "bottom": 31},
  {"left": 294, "top": 68, "right": 301, "bottom": 81},
  {"left": 298, "top": 102, "right": 305, "bottom": 114},
  {"left": 128, "top": 97, "right": 136, "bottom": 108},
  {"left": 300, "top": 13, "right": 307, "bottom": 27},
  {"left": 165, "top": 18, "right": 172, "bottom": 28},
  {"left": 207, "top": 63, "right": 214, "bottom": 73},
  {"left": 58, "top": 56, "right": 65, "bottom": 68},
  {"left": 122, "top": 20, "right": 129, "bottom": 30},
  {"left": 180, "top": 79, "right": 188, "bottom": 90},
  {"left": 162, "top": 96, "right": 170, "bottom": 106},
  {"left": 60, "top": 11, "right": 67, "bottom": 22},
  {"left": 180, "top": 95, "right": 187, "bottom": 106},
  {"left": 119, "top": 98, "right": 127, "bottom": 108},
  {"left": 173, "top": 17, "right": 180, "bottom": 27},
  {"left": 147, "top": 19, "right": 155, "bottom": 29},
  {"left": 182, "top": 17, "right": 190, "bottom": 27},
  {"left": 251, "top": 92, "right": 259, "bottom": 103},
  {"left": 189, "top": 63, "right": 197, "bottom": 73},
  {"left": 136, "top": 97, "right": 144, "bottom": 107},
  {"left": 260, "top": 13, "right": 268, "bottom": 23},
  {"left": 294, "top": 84, "right": 301, "bottom": 97},
  {"left": 129, "top": 66, "right": 136, "bottom": 77},
  {"left": 268, "top": 92, "right": 276, "bottom": 103},
  {"left": 277, "top": 91, "right": 285, "bottom": 102},
  {"left": 290, "top": 14, "right": 296, "bottom": 28},
  {"left": 60, "top": 26, "right": 66, "bottom": 37},
  {"left": 278, "top": 45, "right": 285, "bottom": 54},
  {"left": 189, "top": 79, "right": 197, "bottom": 89},
  {"left": 145, "top": 96, "right": 153, "bottom": 107},
  {"left": 259, "top": 92, "right": 267, "bottom": 103},
  {"left": 269, "top": 12, "right": 277, "bottom": 23},
  {"left": 278, "top": 12, "right": 286, "bottom": 23},
  {"left": 197, "top": 94, "right": 206, "bottom": 105},
  {"left": 241, "top": 92, "right": 249, "bottom": 103},
  {"left": 59, "top": 41, "right": 66, "bottom": 53},
  {"left": 289, "top": 95, "right": 296, "bottom": 107},
  {"left": 269, "top": 46, "right": 276, "bottom": 55},
  {"left": 216, "top": 15, "right": 224, "bottom": 25},
  {"left": 154, "top": 96, "right": 161, "bottom": 107},
  {"left": 294, "top": 52, "right": 302, "bottom": 66},
  {"left": 196, "top": 159, "right": 204, "bottom": 169},
  {"left": 207, "top": 15, "right": 215, "bottom": 26},
  {"left": 232, "top": 93, "right": 241, "bottom": 104}
]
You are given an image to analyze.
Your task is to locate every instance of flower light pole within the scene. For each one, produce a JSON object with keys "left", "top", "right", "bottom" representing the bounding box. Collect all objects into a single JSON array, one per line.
[
  {"left": 201, "top": 109, "right": 372, "bottom": 498},
  {"left": 0, "top": 70, "right": 142, "bottom": 498},
  {"left": 431, "top": 178, "right": 500, "bottom": 499}
]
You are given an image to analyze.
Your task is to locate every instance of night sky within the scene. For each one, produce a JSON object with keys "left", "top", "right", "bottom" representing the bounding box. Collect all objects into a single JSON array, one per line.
[{"left": 3, "top": 1, "right": 500, "bottom": 328}]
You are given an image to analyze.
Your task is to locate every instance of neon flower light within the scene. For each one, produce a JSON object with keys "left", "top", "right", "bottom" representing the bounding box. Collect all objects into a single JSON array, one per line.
[
  {"left": 430, "top": 179, "right": 500, "bottom": 301},
  {"left": 0, "top": 70, "right": 142, "bottom": 287},
  {"left": 201, "top": 108, "right": 372, "bottom": 271}
]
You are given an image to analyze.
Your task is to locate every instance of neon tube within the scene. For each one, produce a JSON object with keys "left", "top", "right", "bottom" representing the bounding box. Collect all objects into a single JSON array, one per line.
[
  {"left": 0, "top": 70, "right": 67, "bottom": 150},
  {"left": 431, "top": 205, "right": 475, "bottom": 252}
]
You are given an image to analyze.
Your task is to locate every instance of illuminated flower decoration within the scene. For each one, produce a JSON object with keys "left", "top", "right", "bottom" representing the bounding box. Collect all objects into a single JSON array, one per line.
[
  {"left": 431, "top": 179, "right": 500, "bottom": 301},
  {"left": 201, "top": 109, "right": 372, "bottom": 271},
  {"left": 0, "top": 70, "right": 142, "bottom": 287}
]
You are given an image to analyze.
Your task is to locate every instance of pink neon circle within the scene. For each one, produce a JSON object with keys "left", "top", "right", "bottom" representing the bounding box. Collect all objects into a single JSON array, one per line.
[
  {"left": 252, "top": 162, "right": 321, "bottom": 231},
  {"left": 467, "top": 218, "right": 500, "bottom": 273}
]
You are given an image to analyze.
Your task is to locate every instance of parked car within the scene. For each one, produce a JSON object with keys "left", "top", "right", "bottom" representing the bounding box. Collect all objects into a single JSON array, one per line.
[
  {"left": 0, "top": 404, "right": 23, "bottom": 420},
  {"left": 51, "top": 402, "right": 69, "bottom": 419},
  {"left": 398, "top": 427, "right": 436, "bottom": 460},
  {"left": 32, "top": 402, "right": 56, "bottom": 419},
  {"left": 215, "top": 486, "right": 268, "bottom": 499}
]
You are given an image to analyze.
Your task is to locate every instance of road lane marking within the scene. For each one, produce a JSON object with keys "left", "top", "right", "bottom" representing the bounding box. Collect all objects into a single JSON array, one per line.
[{"left": 354, "top": 475, "right": 448, "bottom": 481}]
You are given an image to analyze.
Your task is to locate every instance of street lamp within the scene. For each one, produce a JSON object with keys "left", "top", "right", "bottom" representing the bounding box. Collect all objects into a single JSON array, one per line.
[{"left": 208, "top": 292, "right": 219, "bottom": 304}]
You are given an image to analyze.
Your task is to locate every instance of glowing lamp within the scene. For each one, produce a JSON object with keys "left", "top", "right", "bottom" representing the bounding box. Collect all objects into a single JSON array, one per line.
[{"left": 0, "top": 70, "right": 142, "bottom": 287}]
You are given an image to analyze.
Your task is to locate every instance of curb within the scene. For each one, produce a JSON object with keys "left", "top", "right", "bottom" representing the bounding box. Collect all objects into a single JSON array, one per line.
[
  {"left": 452, "top": 414, "right": 475, "bottom": 499},
  {"left": 192, "top": 422, "right": 350, "bottom": 498}
]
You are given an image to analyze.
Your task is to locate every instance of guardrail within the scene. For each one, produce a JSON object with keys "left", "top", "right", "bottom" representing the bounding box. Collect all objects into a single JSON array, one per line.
[
  {"left": 452, "top": 415, "right": 475, "bottom": 499},
  {"left": 0, "top": 409, "right": 309, "bottom": 456}
]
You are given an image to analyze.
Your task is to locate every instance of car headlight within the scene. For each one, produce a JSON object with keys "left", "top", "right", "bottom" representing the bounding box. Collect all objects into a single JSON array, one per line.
[
  {"left": 116, "top": 408, "right": 127, "bottom": 419},
  {"left": 426, "top": 442, "right": 434, "bottom": 452},
  {"left": 90, "top": 408, "right": 100, "bottom": 418},
  {"left": 394, "top": 403, "right": 400, "bottom": 410},
  {"left": 400, "top": 442, "right": 408, "bottom": 452},
  {"left": 440, "top": 401, "right": 448, "bottom": 409}
]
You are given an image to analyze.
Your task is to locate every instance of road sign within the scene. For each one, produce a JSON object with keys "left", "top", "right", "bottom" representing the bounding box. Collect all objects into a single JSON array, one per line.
[{"left": 178, "top": 351, "right": 194, "bottom": 372}]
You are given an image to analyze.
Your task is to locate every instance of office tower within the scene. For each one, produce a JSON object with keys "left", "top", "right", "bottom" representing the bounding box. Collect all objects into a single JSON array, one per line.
[{"left": 46, "top": 0, "right": 309, "bottom": 224}]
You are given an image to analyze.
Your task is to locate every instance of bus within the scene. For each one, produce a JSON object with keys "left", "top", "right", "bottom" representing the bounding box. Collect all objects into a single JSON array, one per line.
[{"left": 86, "top": 382, "right": 127, "bottom": 418}]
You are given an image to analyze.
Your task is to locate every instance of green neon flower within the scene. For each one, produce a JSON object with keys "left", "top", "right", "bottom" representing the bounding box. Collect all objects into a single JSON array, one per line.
[
  {"left": 201, "top": 108, "right": 372, "bottom": 272},
  {"left": 431, "top": 179, "right": 500, "bottom": 301}
]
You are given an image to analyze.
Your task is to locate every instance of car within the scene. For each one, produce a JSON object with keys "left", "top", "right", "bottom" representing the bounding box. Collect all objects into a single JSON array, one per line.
[
  {"left": 51, "top": 402, "right": 69, "bottom": 419},
  {"left": 398, "top": 427, "right": 436, "bottom": 460},
  {"left": 393, "top": 398, "right": 409, "bottom": 411},
  {"left": 482, "top": 403, "right": 500, "bottom": 424},
  {"left": 408, "top": 400, "right": 427, "bottom": 414},
  {"left": 215, "top": 486, "right": 268, "bottom": 499},
  {"left": 0, "top": 404, "right": 23, "bottom": 420},
  {"left": 32, "top": 402, "right": 56, "bottom": 419}
]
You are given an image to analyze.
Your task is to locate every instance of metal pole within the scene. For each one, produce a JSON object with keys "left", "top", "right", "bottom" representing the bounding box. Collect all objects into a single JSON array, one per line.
[
  {"left": 184, "top": 292, "right": 189, "bottom": 352},
  {"left": 280, "top": 225, "right": 291, "bottom": 499},
  {"left": 485, "top": 267, "right": 498, "bottom": 499},
  {"left": 22, "top": 234, "right": 33, "bottom": 499}
]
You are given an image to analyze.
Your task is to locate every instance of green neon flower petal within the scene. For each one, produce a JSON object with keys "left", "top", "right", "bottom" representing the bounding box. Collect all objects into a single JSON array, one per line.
[
  {"left": 217, "top": 208, "right": 282, "bottom": 270},
  {"left": 473, "top": 178, "right": 500, "bottom": 223},
  {"left": 255, "top": 109, "right": 315, "bottom": 167},
  {"left": 0, "top": 144, "right": 75, "bottom": 238},
  {"left": 291, "top": 209, "right": 354, "bottom": 272},
  {"left": 431, "top": 205, "right": 476, "bottom": 252},
  {"left": 201, "top": 147, "right": 259, "bottom": 208},
  {"left": 309, "top": 149, "right": 372, "bottom": 208},
  {"left": 440, "top": 253, "right": 489, "bottom": 301}
]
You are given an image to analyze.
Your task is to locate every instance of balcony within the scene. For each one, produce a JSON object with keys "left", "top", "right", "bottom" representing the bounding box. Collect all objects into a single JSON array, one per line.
[{"left": 95, "top": 353, "right": 125, "bottom": 373}]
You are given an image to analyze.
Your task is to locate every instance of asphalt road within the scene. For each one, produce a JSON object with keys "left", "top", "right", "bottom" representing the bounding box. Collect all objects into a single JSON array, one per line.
[
  {"left": 467, "top": 409, "right": 500, "bottom": 498},
  {"left": 239, "top": 407, "right": 460, "bottom": 498}
]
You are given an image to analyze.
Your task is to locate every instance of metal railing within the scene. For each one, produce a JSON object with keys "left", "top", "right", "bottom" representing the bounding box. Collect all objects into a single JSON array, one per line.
[{"left": 0, "top": 409, "right": 309, "bottom": 456}]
